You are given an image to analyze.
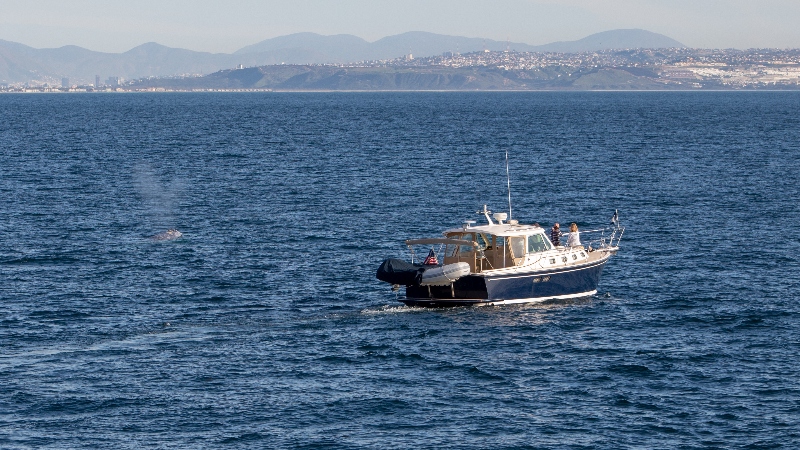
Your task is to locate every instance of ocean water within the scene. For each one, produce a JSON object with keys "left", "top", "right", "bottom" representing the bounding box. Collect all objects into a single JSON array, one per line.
[{"left": 1, "top": 92, "right": 799, "bottom": 449}]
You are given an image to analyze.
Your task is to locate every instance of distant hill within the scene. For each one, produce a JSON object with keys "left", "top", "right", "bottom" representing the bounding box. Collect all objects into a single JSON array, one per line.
[
  {"left": 0, "top": 40, "right": 51, "bottom": 82},
  {"left": 531, "top": 29, "right": 685, "bottom": 53},
  {"left": 0, "top": 29, "right": 686, "bottom": 84},
  {"left": 234, "top": 32, "right": 372, "bottom": 61}
]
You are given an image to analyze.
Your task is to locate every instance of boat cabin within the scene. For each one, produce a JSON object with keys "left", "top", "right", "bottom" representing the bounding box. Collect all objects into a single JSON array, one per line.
[
  {"left": 407, "top": 221, "right": 590, "bottom": 274},
  {"left": 443, "top": 222, "right": 556, "bottom": 271}
]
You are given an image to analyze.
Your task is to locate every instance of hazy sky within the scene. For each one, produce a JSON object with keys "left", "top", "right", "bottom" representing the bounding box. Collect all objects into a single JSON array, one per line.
[{"left": 2, "top": 0, "right": 799, "bottom": 53}]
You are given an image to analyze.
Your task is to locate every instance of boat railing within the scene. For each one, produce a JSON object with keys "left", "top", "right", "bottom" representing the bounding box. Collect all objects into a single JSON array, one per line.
[{"left": 577, "top": 225, "right": 625, "bottom": 251}]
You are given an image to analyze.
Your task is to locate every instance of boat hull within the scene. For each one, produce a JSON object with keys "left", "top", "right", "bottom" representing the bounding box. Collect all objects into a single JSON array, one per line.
[{"left": 401, "top": 256, "right": 608, "bottom": 307}]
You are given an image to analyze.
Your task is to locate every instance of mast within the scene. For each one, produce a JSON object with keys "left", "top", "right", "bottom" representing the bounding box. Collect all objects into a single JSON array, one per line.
[{"left": 505, "top": 149, "right": 512, "bottom": 220}]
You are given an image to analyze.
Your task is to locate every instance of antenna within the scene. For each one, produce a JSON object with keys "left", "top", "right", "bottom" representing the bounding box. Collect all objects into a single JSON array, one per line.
[{"left": 505, "top": 149, "right": 512, "bottom": 220}]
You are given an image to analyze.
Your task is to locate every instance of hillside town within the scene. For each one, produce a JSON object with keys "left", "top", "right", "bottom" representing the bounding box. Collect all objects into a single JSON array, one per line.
[
  {"left": 355, "top": 47, "right": 800, "bottom": 88},
  {"left": 3, "top": 47, "right": 800, "bottom": 91}
]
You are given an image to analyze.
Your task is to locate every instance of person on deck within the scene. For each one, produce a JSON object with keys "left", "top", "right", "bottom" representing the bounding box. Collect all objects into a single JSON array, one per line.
[
  {"left": 550, "top": 223, "right": 562, "bottom": 246},
  {"left": 567, "top": 222, "right": 582, "bottom": 247}
]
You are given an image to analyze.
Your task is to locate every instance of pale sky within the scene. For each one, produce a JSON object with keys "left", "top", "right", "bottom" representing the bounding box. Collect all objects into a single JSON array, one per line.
[{"left": 1, "top": 0, "right": 799, "bottom": 53}]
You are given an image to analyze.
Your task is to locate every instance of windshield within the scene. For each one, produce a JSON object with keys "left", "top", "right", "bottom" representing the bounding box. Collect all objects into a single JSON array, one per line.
[{"left": 528, "top": 234, "right": 552, "bottom": 253}]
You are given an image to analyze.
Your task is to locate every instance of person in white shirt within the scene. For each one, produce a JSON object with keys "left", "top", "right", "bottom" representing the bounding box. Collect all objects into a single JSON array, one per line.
[{"left": 566, "top": 222, "right": 581, "bottom": 247}]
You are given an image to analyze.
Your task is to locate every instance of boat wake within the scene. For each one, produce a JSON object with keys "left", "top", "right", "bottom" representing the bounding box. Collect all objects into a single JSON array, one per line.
[{"left": 360, "top": 304, "right": 432, "bottom": 315}]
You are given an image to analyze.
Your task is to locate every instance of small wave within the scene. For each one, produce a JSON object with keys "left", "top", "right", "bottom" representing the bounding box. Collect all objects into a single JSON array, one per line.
[
  {"left": 317, "top": 355, "right": 356, "bottom": 364},
  {"left": 1, "top": 255, "right": 81, "bottom": 265},
  {"left": 396, "top": 352, "right": 425, "bottom": 361},
  {"left": 218, "top": 432, "right": 267, "bottom": 444},
  {"left": 414, "top": 328, "right": 442, "bottom": 338},
  {"left": 29, "top": 309, "right": 92, "bottom": 321},
  {"left": 734, "top": 315, "right": 766, "bottom": 328},
  {"left": 754, "top": 387, "right": 797, "bottom": 396},
  {"left": 357, "top": 343, "right": 392, "bottom": 352},
  {"left": 614, "top": 395, "right": 633, "bottom": 407},
  {"left": 609, "top": 364, "right": 653, "bottom": 376},
  {"left": 466, "top": 365, "right": 505, "bottom": 381}
]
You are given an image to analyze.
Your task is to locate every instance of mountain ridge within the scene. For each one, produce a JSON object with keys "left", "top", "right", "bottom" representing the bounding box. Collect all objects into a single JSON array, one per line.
[{"left": 235, "top": 29, "right": 684, "bottom": 59}]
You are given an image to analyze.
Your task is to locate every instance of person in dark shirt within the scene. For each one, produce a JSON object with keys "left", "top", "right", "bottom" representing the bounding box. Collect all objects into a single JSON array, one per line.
[{"left": 550, "top": 223, "right": 562, "bottom": 246}]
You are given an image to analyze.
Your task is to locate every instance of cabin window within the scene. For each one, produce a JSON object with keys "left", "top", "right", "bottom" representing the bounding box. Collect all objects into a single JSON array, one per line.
[
  {"left": 508, "top": 236, "right": 526, "bottom": 259},
  {"left": 549, "top": 258, "right": 556, "bottom": 264},
  {"left": 459, "top": 233, "right": 475, "bottom": 253},
  {"left": 527, "top": 234, "right": 552, "bottom": 253}
]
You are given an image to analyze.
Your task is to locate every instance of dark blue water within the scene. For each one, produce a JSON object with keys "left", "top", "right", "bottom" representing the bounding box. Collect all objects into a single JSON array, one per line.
[{"left": 1, "top": 92, "right": 799, "bottom": 448}]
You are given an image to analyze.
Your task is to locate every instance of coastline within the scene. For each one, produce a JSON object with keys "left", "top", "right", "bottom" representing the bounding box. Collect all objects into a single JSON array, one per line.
[{"left": 3, "top": 88, "right": 800, "bottom": 94}]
